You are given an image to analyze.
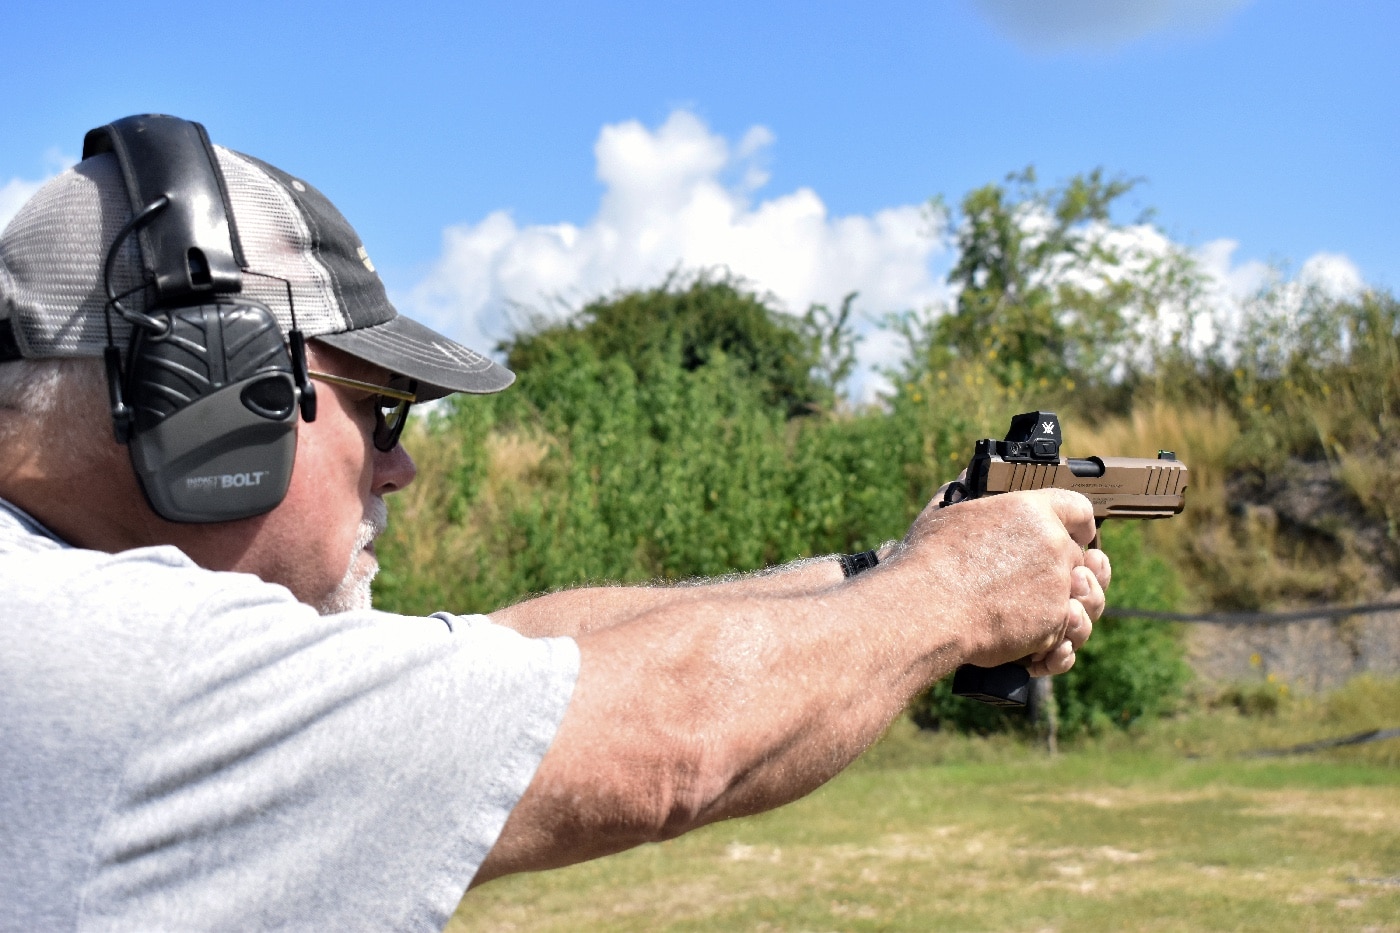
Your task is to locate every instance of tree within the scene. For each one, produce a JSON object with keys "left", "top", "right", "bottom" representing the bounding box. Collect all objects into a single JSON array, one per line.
[
  {"left": 501, "top": 271, "right": 843, "bottom": 418},
  {"left": 928, "top": 167, "right": 1190, "bottom": 393}
]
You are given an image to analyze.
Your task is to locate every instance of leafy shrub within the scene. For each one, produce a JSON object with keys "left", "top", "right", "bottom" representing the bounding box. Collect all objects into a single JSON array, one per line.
[
  {"left": 376, "top": 326, "right": 922, "bottom": 615},
  {"left": 501, "top": 271, "right": 838, "bottom": 418}
]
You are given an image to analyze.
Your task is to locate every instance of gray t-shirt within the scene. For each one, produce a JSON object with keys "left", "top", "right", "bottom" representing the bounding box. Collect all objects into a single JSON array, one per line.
[{"left": 0, "top": 499, "right": 579, "bottom": 931}]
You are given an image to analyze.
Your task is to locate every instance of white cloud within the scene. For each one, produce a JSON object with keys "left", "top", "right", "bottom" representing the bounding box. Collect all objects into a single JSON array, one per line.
[
  {"left": 400, "top": 110, "right": 953, "bottom": 399},
  {"left": 401, "top": 109, "right": 1367, "bottom": 400},
  {"left": 0, "top": 150, "right": 76, "bottom": 231},
  {"left": 1195, "top": 237, "right": 1273, "bottom": 300},
  {"left": 1297, "top": 251, "right": 1364, "bottom": 298},
  {"left": 1192, "top": 240, "right": 1363, "bottom": 346},
  {"left": 971, "top": 0, "right": 1254, "bottom": 52}
]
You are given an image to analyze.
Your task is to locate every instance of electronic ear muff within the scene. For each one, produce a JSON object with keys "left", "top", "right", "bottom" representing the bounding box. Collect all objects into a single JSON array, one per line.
[{"left": 85, "top": 114, "right": 317, "bottom": 523}]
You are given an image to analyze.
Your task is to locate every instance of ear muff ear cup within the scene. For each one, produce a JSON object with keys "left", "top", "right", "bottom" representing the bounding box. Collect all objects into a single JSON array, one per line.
[{"left": 125, "top": 300, "right": 299, "bottom": 523}]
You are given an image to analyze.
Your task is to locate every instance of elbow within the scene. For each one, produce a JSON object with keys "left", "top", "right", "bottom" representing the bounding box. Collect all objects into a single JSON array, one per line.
[
  {"left": 659, "top": 734, "right": 735, "bottom": 839},
  {"left": 622, "top": 728, "right": 739, "bottom": 844}
]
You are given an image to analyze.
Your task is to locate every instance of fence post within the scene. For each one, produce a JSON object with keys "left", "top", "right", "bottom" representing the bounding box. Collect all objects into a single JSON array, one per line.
[{"left": 1029, "top": 675, "right": 1059, "bottom": 753}]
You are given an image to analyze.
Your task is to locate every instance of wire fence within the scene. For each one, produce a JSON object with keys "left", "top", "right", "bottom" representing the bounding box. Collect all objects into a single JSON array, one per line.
[
  {"left": 1103, "top": 596, "right": 1400, "bottom": 756},
  {"left": 1245, "top": 727, "right": 1400, "bottom": 756},
  {"left": 1105, "top": 601, "right": 1400, "bottom": 624}
]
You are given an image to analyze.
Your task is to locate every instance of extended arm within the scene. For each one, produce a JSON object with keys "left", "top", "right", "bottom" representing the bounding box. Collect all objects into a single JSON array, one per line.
[
  {"left": 489, "top": 547, "right": 894, "bottom": 638},
  {"left": 472, "top": 489, "right": 1108, "bottom": 886}
]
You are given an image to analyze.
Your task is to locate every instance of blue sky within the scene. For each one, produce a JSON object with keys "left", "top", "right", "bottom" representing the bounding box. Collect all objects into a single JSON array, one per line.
[{"left": 3, "top": 0, "right": 1395, "bottom": 384}]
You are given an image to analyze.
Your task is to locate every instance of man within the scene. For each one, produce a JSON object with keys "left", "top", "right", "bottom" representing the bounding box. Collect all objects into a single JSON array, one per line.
[{"left": 0, "top": 116, "right": 1107, "bottom": 930}]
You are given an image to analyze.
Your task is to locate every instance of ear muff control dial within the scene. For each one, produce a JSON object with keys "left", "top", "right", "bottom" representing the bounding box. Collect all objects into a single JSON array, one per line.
[{"left": 240, "top": 375, "right": 297, "bottom": 420}]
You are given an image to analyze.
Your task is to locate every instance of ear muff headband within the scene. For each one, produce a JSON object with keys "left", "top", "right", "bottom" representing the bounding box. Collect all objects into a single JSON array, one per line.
[{"left": 89, "top": 114, "right": 315, "bottom": 523}]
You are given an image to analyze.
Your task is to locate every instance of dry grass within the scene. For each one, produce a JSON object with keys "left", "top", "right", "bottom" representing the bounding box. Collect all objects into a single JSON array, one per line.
[
  {"left": 449, "top": 681, "right": 1400, "bottom": 932},
  {"left": 451, "top": 763, "right": 1399, "bottom": 932},
  {"left": 1337, "top": 443, "right": 1400, "bottom": 546},
  {"left": 1073, "top": 400, "right": 1239, "bottom": 511},
  {"left": 1071, "top": 401, "right": 1396, "bottom": 609}
]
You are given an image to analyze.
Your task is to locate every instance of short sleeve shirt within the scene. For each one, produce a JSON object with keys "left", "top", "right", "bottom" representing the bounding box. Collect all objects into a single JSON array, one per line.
[{"left": 0, "top": 499, "right": 579, "bottom": 931}]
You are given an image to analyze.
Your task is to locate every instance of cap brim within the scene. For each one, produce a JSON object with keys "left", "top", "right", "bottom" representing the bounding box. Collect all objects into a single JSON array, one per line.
[{"left": 316, "top": 315, "right": 515, "bottom": 401}]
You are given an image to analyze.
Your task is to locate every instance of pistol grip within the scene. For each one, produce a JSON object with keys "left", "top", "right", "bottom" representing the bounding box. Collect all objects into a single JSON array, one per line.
[{"left": 951, "top": 662, "right": 1031, "bottom": 707}]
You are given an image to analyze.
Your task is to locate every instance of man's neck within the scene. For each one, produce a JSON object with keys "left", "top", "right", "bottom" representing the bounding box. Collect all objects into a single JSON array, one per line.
[
  {"left": 0, "top": 494, "right": 68, "bottom": 545},
  {"left": 0, "top": 440, "right": 155, "bottom": 555}
]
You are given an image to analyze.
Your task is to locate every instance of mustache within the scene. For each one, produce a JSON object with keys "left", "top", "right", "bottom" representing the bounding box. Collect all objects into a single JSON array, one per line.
[{"left": 358, "top": 497, "right": 389, "bottom": 549}]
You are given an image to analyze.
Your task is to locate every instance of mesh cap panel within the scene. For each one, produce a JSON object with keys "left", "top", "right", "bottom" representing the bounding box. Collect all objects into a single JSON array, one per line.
[
  {"left": 215, "top": 148, "right": 350, "bottom": 337},
  {"left": 0, "top": 156, "right": 146, "bottom": 356},
  {"left": 0, "top": 125, "right": 513, "bottom": 397}
]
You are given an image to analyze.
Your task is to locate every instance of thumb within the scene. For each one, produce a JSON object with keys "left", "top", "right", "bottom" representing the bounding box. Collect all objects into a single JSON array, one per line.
[{"left": 1039, "top": 488, "right": 1098, "bottom": 550}]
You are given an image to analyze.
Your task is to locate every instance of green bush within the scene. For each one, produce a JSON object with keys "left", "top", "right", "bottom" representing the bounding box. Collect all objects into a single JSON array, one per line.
[
  {"left": 376, "top": 318, "right": 924, "bottom": 614},
  {"left": 1055, "top": 521, "right": 1190, "bottom": 735},
  {"left": 501, "top": 271, "right": 839, "bottom": 418}
]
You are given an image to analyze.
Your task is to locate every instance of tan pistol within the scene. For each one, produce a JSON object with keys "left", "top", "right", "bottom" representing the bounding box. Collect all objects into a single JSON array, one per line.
[{"left": 944, "top": 411, "right": 1188, "bottom": 707}]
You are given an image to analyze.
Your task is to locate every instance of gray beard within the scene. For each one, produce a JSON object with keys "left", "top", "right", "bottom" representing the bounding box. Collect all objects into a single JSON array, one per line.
[{"left": 317, "top": 497, "right": 388, "bottom": 615}]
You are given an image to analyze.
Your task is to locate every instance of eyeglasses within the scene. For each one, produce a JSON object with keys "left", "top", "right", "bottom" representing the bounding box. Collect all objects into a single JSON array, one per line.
[{"left": 306, "top": 369, "right": 418, "bottom": 452}]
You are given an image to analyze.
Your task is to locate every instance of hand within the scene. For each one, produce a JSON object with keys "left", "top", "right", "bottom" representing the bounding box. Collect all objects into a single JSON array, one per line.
[
  {"left": 1025, "top": 546, "right": 1108, "bottom": 676},
  {"left": 900, "top": 487, "right": 1108, "bottom": 675}
]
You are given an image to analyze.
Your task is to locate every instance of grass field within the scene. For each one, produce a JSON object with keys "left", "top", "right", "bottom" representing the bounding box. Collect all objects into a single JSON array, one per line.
[{"left": 450, "top": 678, "right": 1400, "bottom": 932}]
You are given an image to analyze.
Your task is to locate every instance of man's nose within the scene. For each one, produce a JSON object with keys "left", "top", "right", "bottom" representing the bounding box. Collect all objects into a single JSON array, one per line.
[{"left": 372, "top": 442, "right": 417, "bottom": 495}]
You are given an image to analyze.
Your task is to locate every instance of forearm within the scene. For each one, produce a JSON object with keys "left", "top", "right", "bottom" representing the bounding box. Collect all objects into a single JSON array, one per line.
[{"left": 488, "top": 545, "right": 896, "bottom": 638}]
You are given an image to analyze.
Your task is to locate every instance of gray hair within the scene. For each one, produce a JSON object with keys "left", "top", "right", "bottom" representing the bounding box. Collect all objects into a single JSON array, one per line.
[{"left": 0, "top": 357, "right": 111, "bottom": 452}]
